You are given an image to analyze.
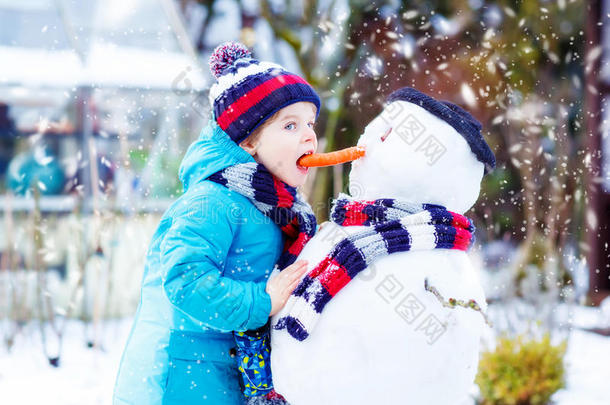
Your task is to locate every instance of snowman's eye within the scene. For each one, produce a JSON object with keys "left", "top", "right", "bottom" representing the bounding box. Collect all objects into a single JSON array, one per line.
[{"left": 380, "top": 127, "right": 392, "bottom": 142}]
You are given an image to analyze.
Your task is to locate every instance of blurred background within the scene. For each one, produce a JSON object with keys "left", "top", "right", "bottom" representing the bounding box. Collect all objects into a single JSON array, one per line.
[{"left": 0, "top": 0, "right": 608, "bottom": 404}]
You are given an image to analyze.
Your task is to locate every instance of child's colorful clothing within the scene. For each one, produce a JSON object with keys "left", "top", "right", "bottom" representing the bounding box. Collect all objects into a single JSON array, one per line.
[
  {"left": 113, "top": 121, "right": 283, "bottom": 405},
  {"left": 114, "top": 40, "right": 321, "bottom": 404},
  {"left": 208, "top": 162, "right": 316, "bottom": 270},
  {"left": 207, "top": 162, "right": 317, "bottom": 399}
]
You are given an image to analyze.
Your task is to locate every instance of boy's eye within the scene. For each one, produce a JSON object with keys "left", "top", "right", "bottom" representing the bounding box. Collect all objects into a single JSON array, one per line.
[
  {"left": 308, "top": 122, "right": 315, "bottom": 128},
  {"left": 285, "top": 122, "right": 296, "bottom": 130}
]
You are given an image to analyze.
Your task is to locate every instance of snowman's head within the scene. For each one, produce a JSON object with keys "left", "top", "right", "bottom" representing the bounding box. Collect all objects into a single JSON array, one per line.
[{"left": 348, "top": 87, "right": 495, "bottom": 214}]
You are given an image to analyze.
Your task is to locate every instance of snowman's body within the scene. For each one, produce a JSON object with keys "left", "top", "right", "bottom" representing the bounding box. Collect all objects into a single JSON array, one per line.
[
  {"left": 271, "top": 224, "right": 485, "bottom": 404},
  {"left": 271, "top": 90, "right": 493, "bottom": 405}
]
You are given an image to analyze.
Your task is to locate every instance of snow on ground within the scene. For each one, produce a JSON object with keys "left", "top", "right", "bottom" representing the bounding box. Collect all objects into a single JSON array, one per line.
[
  {"left": 552, "top": 329, "right": 610, "bottom": 404},
  {"left": 0, "top": 318, "right": 133, "bottom": 405},
  {"left": 0, "top": 307, "right": 608, "bottom": 405},
  {"left": 551, "top": 304, "right": 610, "bottom": 405}
]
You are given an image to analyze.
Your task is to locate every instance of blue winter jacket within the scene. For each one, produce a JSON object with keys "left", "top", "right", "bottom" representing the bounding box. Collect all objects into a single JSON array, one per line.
[{"left": 113, "top": 120, "right": 283, "bottom": 404}]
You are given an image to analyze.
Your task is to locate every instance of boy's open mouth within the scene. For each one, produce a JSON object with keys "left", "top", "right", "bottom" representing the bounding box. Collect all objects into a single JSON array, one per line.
[
  {"left": 296, "top": 146, "right": 366, "bottom": 168},
  {"left": 297, "top": 151, "right": 313, "bottom": 170}
]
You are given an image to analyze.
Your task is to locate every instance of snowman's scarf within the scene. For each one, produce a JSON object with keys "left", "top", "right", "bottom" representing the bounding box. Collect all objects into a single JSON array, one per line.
[{"left": 273, "top": 193, "right": 475, "bottom": 341}]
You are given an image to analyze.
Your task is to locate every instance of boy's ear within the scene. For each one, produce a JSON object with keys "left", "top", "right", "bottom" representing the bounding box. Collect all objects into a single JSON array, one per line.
[{"left": 239, "top": 137, "right": 258, "bottom": 156}]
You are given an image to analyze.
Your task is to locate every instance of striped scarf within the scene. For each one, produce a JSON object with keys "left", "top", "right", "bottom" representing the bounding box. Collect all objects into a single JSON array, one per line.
[
  {"left": 208, "top": 162, "right": 316, "bottom": 400},
  {"left": 208, "top": 162, "right": 317, "bottom": 270},
  {"left": 272, "top": 193, "right": 476, "bottom": 341}
]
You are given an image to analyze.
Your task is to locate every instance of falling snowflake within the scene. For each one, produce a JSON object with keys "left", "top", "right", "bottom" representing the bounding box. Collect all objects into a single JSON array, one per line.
[{"left": 364, "top": 56, "right": 383, "bottom": 78}]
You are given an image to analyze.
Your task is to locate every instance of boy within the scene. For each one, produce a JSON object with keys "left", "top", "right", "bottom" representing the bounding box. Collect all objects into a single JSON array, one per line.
[{"left": 113, "top": 42, "right": 320, "bottom": 404}]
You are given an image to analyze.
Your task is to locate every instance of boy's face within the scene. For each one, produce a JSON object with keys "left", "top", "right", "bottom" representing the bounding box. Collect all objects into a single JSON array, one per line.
[{"left": 240, "top": 102, "right": 318, "bottom": 187}]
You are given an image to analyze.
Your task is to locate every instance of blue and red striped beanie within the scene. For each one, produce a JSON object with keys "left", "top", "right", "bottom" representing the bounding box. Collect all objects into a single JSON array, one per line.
[{"left": 208, "top": 42, "right": 321, "bottom": 145}]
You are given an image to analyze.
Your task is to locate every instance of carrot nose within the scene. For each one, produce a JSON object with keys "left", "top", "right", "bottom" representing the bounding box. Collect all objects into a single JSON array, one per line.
[{"left": 297, "top": 146, "right": 366, "bottom": 167}]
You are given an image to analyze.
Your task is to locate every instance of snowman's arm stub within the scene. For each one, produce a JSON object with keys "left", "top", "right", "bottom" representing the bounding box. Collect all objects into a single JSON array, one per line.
[{"left": 423, "top": 278, "right": 492, "bottom": 327}]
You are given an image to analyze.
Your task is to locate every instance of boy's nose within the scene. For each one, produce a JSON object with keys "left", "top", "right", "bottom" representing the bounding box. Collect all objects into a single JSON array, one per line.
[{"left": 302, "top": 127, "right": 317, "bottom": 149}]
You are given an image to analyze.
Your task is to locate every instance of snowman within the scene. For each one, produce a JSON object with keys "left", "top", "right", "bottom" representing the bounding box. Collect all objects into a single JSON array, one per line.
[{"left": 269, "top": 87, "right": 496, "bottom": 405}]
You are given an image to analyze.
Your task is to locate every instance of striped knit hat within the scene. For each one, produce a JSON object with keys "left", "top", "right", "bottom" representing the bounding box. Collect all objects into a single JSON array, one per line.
[{"left": 208, "top": 42, "right": 321, "bottom": 145}]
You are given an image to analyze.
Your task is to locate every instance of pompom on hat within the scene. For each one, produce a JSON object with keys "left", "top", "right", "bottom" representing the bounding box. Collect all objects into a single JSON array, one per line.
[{"left": 208, "top": 41, "right": 321, "bottom": 145}]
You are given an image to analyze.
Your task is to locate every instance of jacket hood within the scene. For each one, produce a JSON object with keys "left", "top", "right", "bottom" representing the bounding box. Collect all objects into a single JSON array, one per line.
[{"left": 179, "top": 120, "right": 255, "bottom": 191}]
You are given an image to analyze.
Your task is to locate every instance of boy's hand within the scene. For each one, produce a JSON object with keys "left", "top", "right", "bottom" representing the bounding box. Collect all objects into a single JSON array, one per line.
[{"left": 266, "top": 260, "right": 309, "bottom": 317}]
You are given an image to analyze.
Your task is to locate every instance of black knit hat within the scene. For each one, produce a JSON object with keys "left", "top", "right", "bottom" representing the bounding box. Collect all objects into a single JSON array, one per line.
[{"left": 386, "top": 87, "right": 496, "bottom": 173}]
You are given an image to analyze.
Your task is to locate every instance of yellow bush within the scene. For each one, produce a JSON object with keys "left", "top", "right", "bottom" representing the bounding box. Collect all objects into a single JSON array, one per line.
[{"left": 476, "top": 333, "right": 567, "bottom": 405}]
